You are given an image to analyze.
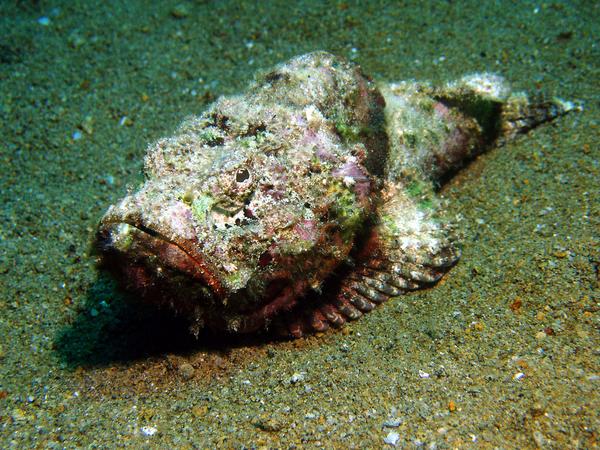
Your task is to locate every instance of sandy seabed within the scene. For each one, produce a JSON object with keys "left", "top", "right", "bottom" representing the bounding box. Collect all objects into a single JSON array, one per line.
[{"left": 0, "top": 1, "right": 598, "bottom": 447}]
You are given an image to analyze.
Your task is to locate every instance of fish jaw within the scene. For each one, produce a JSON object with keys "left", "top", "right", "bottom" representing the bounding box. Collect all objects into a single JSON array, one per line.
[
  {"left": 97, "top": 217, "right": 353, "bottom": 335},
  {"left": 96, "top": 194, "right": 228, "bottom": 328},
  {"left": 96, "top": 178, "right": 370, "bottom": 334}
]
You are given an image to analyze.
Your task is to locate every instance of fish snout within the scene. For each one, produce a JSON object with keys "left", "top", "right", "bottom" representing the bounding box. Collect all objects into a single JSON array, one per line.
[{"left": 97, "top": 198, "right": 225, "bottom": 302}]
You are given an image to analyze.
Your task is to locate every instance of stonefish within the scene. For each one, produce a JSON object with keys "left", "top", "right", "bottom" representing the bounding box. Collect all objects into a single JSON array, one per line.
[{"left": 98, "top": 52, "right": 574, "bottom": 338}]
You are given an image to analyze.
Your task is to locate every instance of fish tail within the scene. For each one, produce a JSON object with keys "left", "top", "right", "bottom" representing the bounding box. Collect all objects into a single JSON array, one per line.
[
  {"left": 498, "top": 93, "right": 582, "bottom": 144},
  {"left": 381, "top": 74, "right": 581, "bottom": 184}
]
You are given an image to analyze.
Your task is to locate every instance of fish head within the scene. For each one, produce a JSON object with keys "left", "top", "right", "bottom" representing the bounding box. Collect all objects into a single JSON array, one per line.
[{"left": 97, "top": 100, "right": 376, "bottom": 334}]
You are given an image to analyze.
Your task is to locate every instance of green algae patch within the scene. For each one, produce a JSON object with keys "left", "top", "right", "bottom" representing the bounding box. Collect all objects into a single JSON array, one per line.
[
  {"left": 328, "top": 181, "right": 363, "bottom": 240},
  {"left": 191, "top": 194, "right": 215, "bottom": 222}
]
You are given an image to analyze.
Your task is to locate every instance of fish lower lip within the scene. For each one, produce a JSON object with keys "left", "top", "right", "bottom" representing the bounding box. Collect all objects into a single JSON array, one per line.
[{"left": 98, "top": 221, "right": 224, "bottom": 298}]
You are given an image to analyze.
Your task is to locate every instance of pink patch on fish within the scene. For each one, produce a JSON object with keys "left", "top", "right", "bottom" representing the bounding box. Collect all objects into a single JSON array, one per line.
[{"left": 332, "top": 161, "right": 371, "bottom": 199}]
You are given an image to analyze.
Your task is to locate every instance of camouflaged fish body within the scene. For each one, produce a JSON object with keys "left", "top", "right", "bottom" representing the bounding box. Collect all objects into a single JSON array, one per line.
[{"left": 98, "top": 52, "right": 574, "bottom": 337}]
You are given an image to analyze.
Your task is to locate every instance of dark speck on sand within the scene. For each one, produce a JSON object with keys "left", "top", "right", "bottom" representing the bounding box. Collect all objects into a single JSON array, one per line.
[{"left": 0, "top": 1, "right": 597, "bottom": 447}]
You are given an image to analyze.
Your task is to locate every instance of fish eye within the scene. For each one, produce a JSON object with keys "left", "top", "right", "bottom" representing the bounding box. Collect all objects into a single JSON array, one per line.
[{"left": 235, "top": 168, "right": 250, "bottom": 183}]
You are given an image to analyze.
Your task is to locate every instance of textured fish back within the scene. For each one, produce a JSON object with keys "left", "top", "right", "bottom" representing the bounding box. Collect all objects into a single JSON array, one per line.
[{"left": 382, "top": 73, "right": 577, "bottom": 184}]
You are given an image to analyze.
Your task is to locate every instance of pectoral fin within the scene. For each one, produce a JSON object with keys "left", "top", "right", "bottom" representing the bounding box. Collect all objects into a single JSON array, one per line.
[{"left": 277, "top": 181, "right": 460, "bottom": 338}]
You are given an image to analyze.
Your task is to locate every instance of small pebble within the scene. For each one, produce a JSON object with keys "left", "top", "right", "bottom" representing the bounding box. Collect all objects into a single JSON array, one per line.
[
  {"left": 418, "top": 370, "right": 430, "bottom": 379},
  {"left": 383, "top": 418, "right": 402, "bottom": 427},
  {"left": 532, "top": 430, "right": 547, "bottom": 447},
  {"left": 81, "top": 116, "right": 94, "bottom": 135},
  {"left": 118, "top": 116, "right": 133, "bottom": 127},
  {"left": 535, "top": 331, "right": 546, "bottom": 340},
  {"left": 290, "top": 372, "right": 305, "bottom": 383},
  {"left": 178, "top": 363, "right": 195, "bottom": 380},
  {"left": 253, "top": 416, "right": 284, "bottom": 432},
  {"left": 171, "top": 4, "right": 190, "bottom": 19},
  {"left": 12, "top": 408, "right": 28, "bottom": 422},
  {"left": 68, "top": 32, "right": 86, "bottom": 49},
  {"left": 191, "top": 405, "right": 208, "bottom": 417},
  {"left": 140, "top": 425, "right": 157, "bottom": 436},
  {"left": 384, "top": 431, "right": 400, "bottom": 445}
]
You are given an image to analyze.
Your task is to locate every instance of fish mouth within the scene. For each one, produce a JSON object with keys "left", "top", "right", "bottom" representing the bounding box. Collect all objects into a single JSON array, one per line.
[
  {"left": 97, "top": 220, "right": 304, "bottom": 334},
  {"left": 97, "top": 220, "right": 225, "bottom": 302}
]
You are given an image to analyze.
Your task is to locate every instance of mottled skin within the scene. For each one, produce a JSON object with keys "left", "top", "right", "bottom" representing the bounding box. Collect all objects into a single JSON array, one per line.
[{"left": 97, "top": 52, "right": 574, "bottom": 338}]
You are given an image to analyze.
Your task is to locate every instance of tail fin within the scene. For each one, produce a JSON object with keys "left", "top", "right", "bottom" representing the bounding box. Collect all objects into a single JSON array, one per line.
[
  {"left": 498, "top": 93, "right": 580, "bottom": 144},
  {"left": 435, "top": 73, "right": 581, "bottom": 144},
  {"left": 381, "top": 73, "right": 581, "bottom": 184}
]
